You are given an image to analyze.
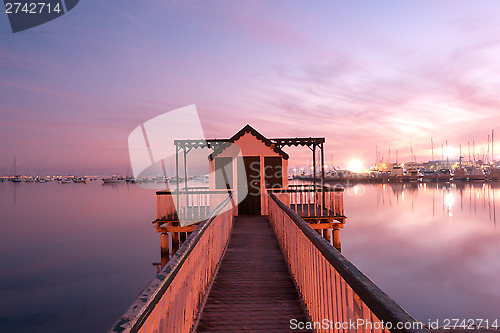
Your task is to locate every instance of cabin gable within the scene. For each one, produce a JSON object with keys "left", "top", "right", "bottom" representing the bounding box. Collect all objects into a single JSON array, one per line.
[{"left": 208, "top": 125, "right": 288, "bottom": 215}]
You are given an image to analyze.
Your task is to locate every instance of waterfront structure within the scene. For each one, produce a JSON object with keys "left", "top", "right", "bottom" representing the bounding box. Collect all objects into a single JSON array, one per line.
[{"left": 111, "top": 125, "right": 428, "bottom": 333}]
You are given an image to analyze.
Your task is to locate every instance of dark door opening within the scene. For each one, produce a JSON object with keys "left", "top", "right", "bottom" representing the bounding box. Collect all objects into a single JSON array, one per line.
[{"left": 238, "top": 156, "right": 261, "bottom": 215}]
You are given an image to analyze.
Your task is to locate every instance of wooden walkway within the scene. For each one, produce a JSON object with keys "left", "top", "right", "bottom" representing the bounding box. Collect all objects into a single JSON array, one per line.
[{"left": 195, "top": 216, "right": 312, "bottom": 332}]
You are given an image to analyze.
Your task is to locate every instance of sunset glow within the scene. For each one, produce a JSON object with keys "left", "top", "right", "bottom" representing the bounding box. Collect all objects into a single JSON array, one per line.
[
  {"left": 347, "top": 159, "right": 364, "bottom": 173},
  {"left": 1, "top": 1, "right": 500, "bottom": 174}
]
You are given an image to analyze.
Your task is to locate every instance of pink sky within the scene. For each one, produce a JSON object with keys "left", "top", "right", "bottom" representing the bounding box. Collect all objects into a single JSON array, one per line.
[{"left": 2, "top": 1, "right": 500, "bottom": 174}]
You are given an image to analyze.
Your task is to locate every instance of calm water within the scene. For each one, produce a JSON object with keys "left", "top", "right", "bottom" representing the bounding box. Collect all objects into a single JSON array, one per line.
[
  {"left": 341, "top": 182, "right": 500, "bottom": 323},
  {"left": 0, "top": 181, "right": 499, "bottom": 331},
  {"left": 0, "top": 181, "right": 158, "bottom": 333}
]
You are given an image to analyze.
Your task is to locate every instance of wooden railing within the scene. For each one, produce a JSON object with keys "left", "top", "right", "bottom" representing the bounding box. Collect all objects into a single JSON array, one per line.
[
  {"left": 110, "top": 194, "right": 235, "bottom": 333},
  {"left": 156, "top": 189, "right": 231, "bottom": 225},
  {"left": 268, "top": 186, "right": 344, "bottom": 218},
  {"left": 267, "top": 193, "right": 428, "bottom": 333}
]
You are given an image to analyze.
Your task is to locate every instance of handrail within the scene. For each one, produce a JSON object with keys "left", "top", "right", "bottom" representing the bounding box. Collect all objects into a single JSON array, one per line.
[
  {"left": 268, "top": 193, "right": 428, "bottom": 333},
  {"left": 156, "top": 190, "right": 232, "bottom": 223},
  {"left": 156, "top": 189, "right": 230, "bottom": 195},
  {"left": 110, "top": 194, "right": 235, "bottom": 333},
  {"left": 267, "top": 187, "right": 344, "bottom": 218},
  {"left": 268, "top": 188, "right": 344, "bottom": 193}
]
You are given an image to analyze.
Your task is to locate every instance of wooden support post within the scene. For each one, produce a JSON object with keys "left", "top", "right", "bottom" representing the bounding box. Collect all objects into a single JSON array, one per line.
[
  {"left": 324, "top": 228, "right": 331, "bottom": 244},
  {"left": 313, "top": 143, "right": 317, "bottom": 216},
  {"left": 160, "top": 232, "right": 170, "bottom": 268},
  {"left": 161, "top": 232, "right": 169, "bottom": 255},
  {"left": 179, "top": 231, "right": 187, "bottom": 245},
  {"left": 333, "top": 228, "right": 341, "bottom": 252},
  {"left": 183, "top": 146, "right": 188, "bottom": 190},
  {"left": 171, "top": 231, "right": 179, "bottom": 255},
  {"left": 321, "top": 142, "right": 325, "bottom": 208},
  {"left": 176, "top": 145, "right": 180, "bottom": 210}
]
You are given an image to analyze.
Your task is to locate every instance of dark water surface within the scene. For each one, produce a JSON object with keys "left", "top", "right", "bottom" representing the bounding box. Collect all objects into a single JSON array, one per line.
[
  {"left": 0, "top": 181, "right": 499, "bottom": 331},
  {"left": 0, "top": 181, "right": 157, "bottom": 333}
]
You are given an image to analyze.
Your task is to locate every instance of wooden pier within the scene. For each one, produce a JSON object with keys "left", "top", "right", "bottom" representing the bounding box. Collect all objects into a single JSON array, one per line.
[
  {"left": 111, "top": 125, "right": 428, "bottom": 333},
  {"left": 111, "top": 192, "right": 428, "bottom": 333}
]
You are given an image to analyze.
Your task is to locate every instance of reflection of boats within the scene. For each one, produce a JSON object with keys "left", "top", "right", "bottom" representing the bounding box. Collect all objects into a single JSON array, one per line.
[
  {"left": 102, "top": 175, "right": 126, "bottom": 184},
  {"left": 436, "top": 169, "right": 452, "bottom": 182},
  {"left": 453, "top": 167, "right": 469, "bottom": 181},
  {"left": 136, "top": 177, "right": 152, "bottom": 183},
  {"left": 469, "top": 167, "right": 486, "bottom": 182}
]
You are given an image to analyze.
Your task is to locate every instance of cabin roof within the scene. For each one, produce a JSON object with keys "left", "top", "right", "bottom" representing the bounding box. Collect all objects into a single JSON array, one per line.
[{"left": 208, "top": 124, "right": 289, "bottom": 160}]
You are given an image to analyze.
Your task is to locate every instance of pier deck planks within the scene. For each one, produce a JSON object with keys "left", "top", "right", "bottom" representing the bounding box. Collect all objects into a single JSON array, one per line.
[{"left": 195, "top": 216, "right": 312, "bottom": 332}]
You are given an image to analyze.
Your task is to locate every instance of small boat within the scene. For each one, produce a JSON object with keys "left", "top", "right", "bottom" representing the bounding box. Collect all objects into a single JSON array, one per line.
[
  {"left": 388, "top": 165, "right": 404, "bottom": 182},
  {"left": 9, "top": 159, "right": 23, "bottom": 182},
  {"left": 453, "top": 167, "right": 469, "bottom": 181},
  {"left": 487, "top": 167, "right": 500, "bottom": 181},
  {"left": 153, "top": 175, "right": 168, "bottom": 183},
  {"left": 60, "top": 178, "right": 72, "bottom": 184},
  {"left": 102, "top": 175, "right": 126, "bottom": 184},
  {"left": 73, "top": 177, "right": 87, "bottom": 183},
  {"left": 469, "top": 167, "right": 486, "bottom": 182},
  {"left": 402, "top": 168, "right": 422, "bottom": 182},
  {"left": 421, "top": 170, "right": 438, "bottom": 182},
  {"left": 11, "top": 176, "right": 23, "bottom": 183},
  {"left": 125, "top": 176, "right": 136, "bottom": 183},
  {"left": 436, "top": 169, "right": 452, "bottom": 182}
]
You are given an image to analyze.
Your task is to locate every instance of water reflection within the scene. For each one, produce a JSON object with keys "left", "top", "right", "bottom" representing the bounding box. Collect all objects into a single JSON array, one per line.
[
  {"left": 375, "top": 182, "right": 498, "bottom": 224},
  {"left": 0, "top": 181, "right": 158, "bottom": 333},
  {"left": 342, "top": 182, "right": 500, "bottom": 323}
]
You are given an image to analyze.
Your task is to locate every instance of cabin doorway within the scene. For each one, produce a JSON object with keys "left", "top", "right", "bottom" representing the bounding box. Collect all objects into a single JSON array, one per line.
[{"left": 238, "top": 156, "right": 261, "bottom": 215}]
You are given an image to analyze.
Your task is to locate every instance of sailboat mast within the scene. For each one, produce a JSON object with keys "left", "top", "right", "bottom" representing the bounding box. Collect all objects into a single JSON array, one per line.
[
  {"left": 431, "top": 138, "right": 434, "bottom": 161},
  {"left": 468, "top": 141, "right": 471, "bottom": 163},
  {"left": 446, "top": 140, "right": 449, "bottom": 169},
  {"left": 459, "top": 145, "right": 462, "bottom": 167},
  {"left": 487, "top": 135, "right": 491, "bottom": 164},
  {"left": 492, "top": 129, "right": 495, "bottom": 163},
  {"left": 473, "top": 141, "right": 476, "bottom": 164}
]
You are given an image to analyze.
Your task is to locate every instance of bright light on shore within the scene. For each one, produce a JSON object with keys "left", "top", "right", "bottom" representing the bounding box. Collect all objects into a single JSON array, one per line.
[{"left": 348, "top": 159, "right": 363, "bottom": 173}]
